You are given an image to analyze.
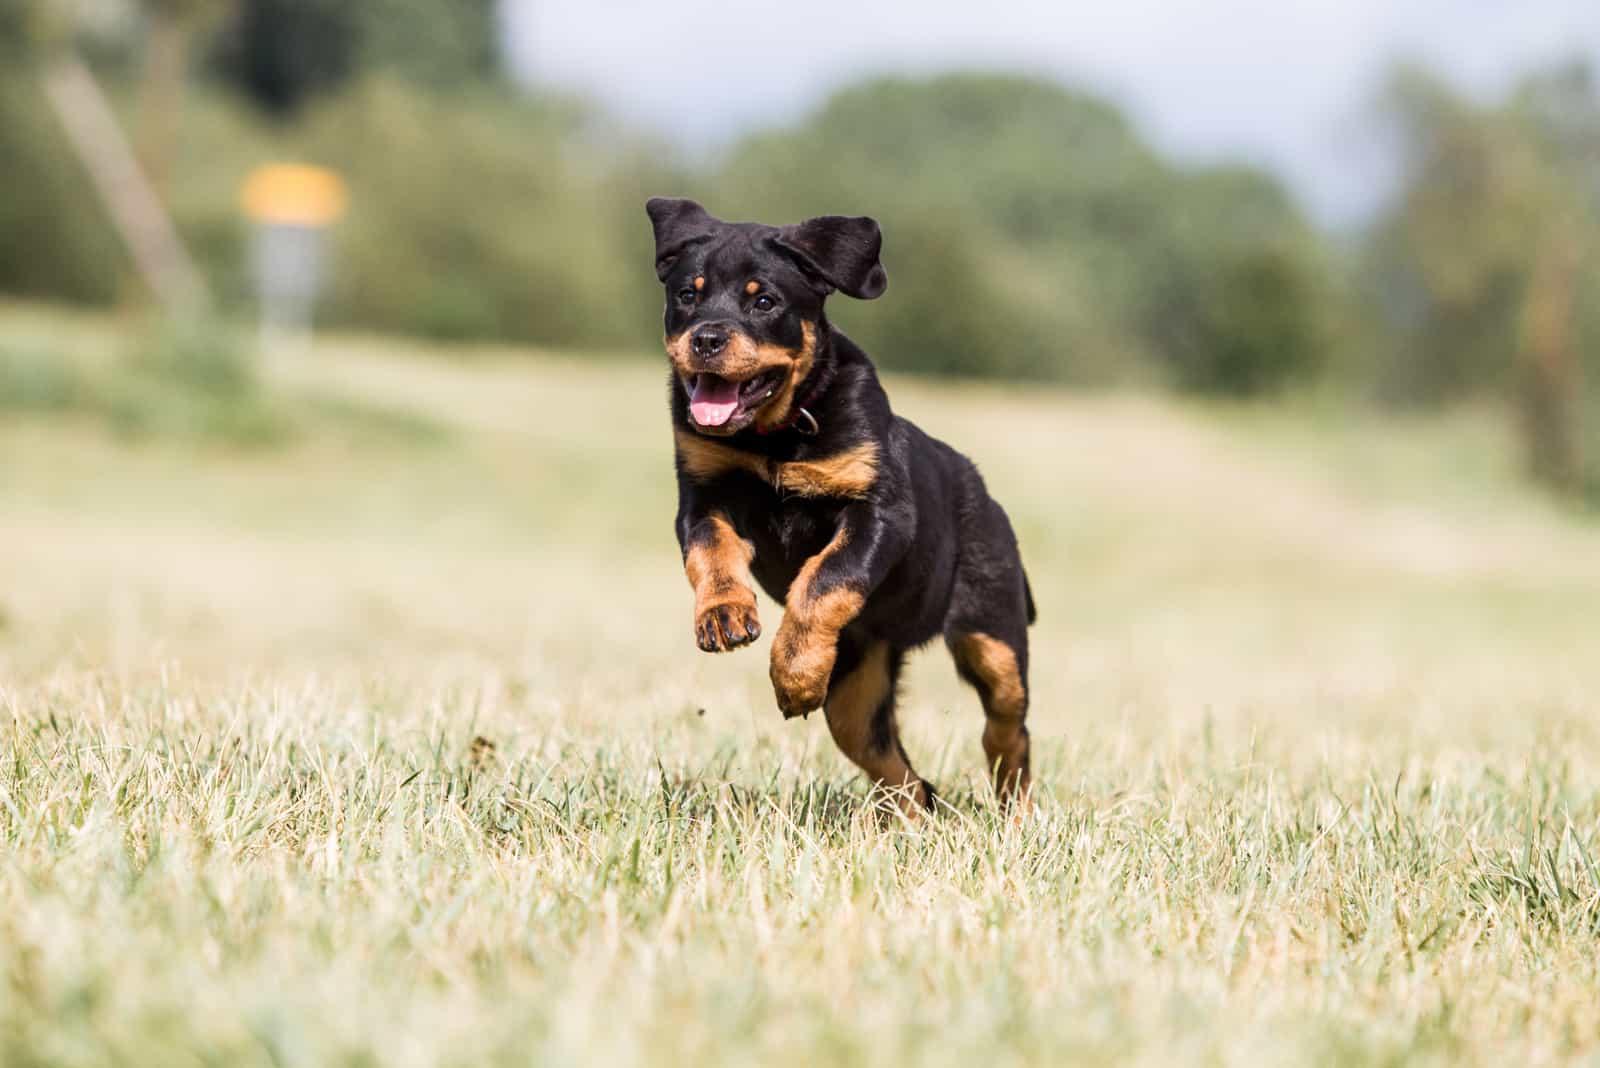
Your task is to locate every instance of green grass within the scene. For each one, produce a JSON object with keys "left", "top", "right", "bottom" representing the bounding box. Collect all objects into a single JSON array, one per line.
[
  {"left": 0, "top": 316, "right": 446, "bottom": 450},
  {"left": 3, "top": 306, "right": 1600, "bottom": 1065}
]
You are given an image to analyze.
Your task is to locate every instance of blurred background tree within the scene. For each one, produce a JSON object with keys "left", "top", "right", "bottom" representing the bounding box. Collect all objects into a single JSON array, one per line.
[
  {"left": 1363, "top": 61, "right": 1599, "bottom": 493},
  {"left": 207, "top": 0, "right": 499, "bottom": 116},
  {"left": 135, "top": 0, "right": 226, "bottom": 195},
  {"left": 0, "top": 0, "right": 127, "bottom": 303},
  {"left": 713, "top": 74, "right": 1332, "bottom": 392},
  {"left": 1, "top": 2, "right": 1595, "bottom": 497}
]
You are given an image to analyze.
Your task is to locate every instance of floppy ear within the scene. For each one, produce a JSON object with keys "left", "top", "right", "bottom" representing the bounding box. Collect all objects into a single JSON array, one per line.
[
  {"left": 646, "top": 197, "right": 718, "bottom": 280},
  {"left": 775, "top": 215, "right": 888, "bottom": 299}
]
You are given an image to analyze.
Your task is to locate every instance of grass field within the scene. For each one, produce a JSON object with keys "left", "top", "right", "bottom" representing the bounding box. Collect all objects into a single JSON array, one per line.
[{"left": 4, "top": 306, "right": 1600, "bottom": 1066}]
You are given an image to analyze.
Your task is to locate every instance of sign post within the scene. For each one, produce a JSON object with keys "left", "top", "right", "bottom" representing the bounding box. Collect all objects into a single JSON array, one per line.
[{"left": 241, "top": 164, "right": 347, "bottom": 354}]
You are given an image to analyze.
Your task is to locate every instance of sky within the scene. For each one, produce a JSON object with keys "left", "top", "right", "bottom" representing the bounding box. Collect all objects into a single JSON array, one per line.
[{"left": 500, "top": 1, "right": 1600, "bottom": 226}]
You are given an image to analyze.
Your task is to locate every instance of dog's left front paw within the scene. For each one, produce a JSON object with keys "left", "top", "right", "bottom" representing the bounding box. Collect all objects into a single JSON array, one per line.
[
  {"left": 769, "top": 624, "right": 835, "bottom": 718},
  {"left": 695, "top": 600, "right": 761, "bottom": 653}
]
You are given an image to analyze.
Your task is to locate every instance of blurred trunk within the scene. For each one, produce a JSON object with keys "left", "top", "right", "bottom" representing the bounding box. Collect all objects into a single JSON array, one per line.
[
  {"left": 135, "top": 11, "right": 189, "bottom": 199},
  {"left": 1516, "top": 232, "right": 1582, "bottom": 494},
  {"left": 41, "top": 54, "right": 207, "bottom": 316}
]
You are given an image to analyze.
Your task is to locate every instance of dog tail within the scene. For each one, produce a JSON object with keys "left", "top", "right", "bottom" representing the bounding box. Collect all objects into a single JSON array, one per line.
[{"left": 1023, "top": 570, "right": 1037, "bottom": 625}]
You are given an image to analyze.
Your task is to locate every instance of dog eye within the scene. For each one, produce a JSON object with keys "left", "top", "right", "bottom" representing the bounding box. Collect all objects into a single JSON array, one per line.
[
  {"left": 753, "top": 294, "right": 777, "bottom": 312},
  {"left": 676, "top": 288, "right": 697, "bottom": 305}
]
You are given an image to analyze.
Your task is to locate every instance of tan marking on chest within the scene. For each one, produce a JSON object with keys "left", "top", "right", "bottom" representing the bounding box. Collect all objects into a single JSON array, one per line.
[{"left": 674, "top": 432, "right": 879, "bottom": 499}]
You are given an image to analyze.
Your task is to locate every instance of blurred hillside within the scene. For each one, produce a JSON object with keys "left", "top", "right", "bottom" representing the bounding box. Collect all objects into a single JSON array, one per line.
[{"left": 2, "top": 1, "right": 1598, "bottom": 493}]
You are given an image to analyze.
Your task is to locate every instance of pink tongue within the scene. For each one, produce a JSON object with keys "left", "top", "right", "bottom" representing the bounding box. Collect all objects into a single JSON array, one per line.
[{"left": 689, "top": 375, "right": 741, "bottom": 427}]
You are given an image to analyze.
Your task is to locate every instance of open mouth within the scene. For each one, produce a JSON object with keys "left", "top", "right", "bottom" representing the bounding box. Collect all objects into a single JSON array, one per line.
[{"left": 685, "top": 370, "right": 783, "bottom": 432}]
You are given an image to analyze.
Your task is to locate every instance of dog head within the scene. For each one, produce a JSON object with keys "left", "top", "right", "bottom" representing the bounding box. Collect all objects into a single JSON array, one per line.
[{"left": 646, "top": 197, "right": 887, "bottom": 436}]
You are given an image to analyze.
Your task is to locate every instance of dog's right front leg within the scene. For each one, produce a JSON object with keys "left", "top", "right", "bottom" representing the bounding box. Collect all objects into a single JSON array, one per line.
[{"left": 682, "top": 509, "right": 761, "bottom": 652}]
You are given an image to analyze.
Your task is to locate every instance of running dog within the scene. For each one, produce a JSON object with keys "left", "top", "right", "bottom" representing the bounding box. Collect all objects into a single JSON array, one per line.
[{"left": 648, "top": 198, "right": 1036, "bottom": 813}]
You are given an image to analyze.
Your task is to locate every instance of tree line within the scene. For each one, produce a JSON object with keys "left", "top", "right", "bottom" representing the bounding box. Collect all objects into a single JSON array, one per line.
[{"left": 3, "top": 2, "right": 1597, "bottom": 494}]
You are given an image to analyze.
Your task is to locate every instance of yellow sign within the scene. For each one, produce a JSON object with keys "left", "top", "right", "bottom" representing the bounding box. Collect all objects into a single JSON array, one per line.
[{"left": 241, "top": 164, "right": 348, "bottom": 227}]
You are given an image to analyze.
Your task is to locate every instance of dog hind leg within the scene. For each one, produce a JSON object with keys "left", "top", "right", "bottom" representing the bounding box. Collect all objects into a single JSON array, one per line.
[
  {"left": 823, "top": 636, "right": 933, "bottom": 817},
  {"left": 947, "top": 628, "right": 1030, "bottom": 803},
  {"left": 944, "top": 494, "right": 1034, "bottom": 805}
]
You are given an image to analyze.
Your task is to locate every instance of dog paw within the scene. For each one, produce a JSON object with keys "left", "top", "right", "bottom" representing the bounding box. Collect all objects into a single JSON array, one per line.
[
  {"left": 772, "top": 671, "right": 827, "bottom": 718},
  {"left": 769, "top": 629, "right": 835, "bottom": 718},
  {"left": 695, "top": 601, "right": 761, "bottom": 653}
]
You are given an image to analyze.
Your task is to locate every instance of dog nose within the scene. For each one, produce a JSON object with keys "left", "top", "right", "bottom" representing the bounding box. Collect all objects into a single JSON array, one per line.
[{"left": 691, "top": 326, "right": 728, "bottom": 358}]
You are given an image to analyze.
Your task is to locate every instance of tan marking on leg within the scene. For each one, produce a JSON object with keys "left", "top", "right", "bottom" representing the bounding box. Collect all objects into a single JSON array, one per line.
[
  {"left": 824, "top": 641, "right": 927, "bottom": 818},
  {"left": 770, "top": 586, "right": 861, "bottom": 713},
  {"left": 770, "top": 529, "right": 863, "bottom": 717},
  {"left": 684, "top": 511, "right": 760, "bottom": 652},
  {"left": 784, "top": 528, "right": 847, "bottom": 608},
  {"left": 951, "top": 632, "right": 1031, "bottom": 802},
  {"left": 684, "top": 512, "right": 753, "bottom": 600}
]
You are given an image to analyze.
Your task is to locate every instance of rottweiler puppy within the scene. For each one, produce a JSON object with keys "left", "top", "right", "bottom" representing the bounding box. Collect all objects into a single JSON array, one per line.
[{"left": 647, "top": 198, "right": 1036, "bottom": 814}]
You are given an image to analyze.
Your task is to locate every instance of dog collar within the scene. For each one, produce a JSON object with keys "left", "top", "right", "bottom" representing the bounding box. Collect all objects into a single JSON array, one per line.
[{"left": 755, "top": 376, "right": 826, "bottom": 437}]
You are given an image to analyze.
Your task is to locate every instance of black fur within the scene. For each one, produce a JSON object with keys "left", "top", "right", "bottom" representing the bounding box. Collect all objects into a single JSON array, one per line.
[{"left": 648, "top": 197, "right": 1035, "bottom": 805}]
